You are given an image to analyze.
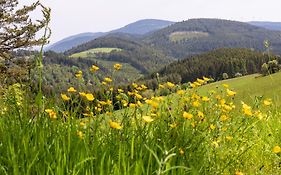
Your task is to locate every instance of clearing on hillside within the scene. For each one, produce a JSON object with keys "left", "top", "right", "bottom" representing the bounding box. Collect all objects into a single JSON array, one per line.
[
  {"left": 70, "top": 47, "right": 122, "bottom": 58},
  {"left": 169, "top": 31, "right": 209, "bottom": 42}
]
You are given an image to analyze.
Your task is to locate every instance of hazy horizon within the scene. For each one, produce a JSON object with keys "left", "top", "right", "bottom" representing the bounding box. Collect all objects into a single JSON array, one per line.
[{"left": 23, "top": 0, "right": 281, "bottom": 44}]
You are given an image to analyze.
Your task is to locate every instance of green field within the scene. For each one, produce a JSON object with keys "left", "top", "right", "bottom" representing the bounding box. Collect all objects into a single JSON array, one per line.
[
  {"left": 1, "top": 72, "right": 281, "bottom": 174},
  {"left": 70, "top": 47, "right": 122, "bottom": 58},
  {"left": 169, "top": 31, "right": 209, "bottom": 42},
  {"left": 197, "top": 72, "right": 281, "bottom": 106}
]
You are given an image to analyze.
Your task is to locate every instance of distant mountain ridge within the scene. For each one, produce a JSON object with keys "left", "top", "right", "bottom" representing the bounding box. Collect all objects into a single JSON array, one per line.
[
  {"left": 142, "top": 18, "right": 281, "bottom": 58},
  {"left": 46, "top": 19, "right": 175, "bottom": 52},
  {"left": 249, "top": 21, "right": 281, "bottom": 31}
]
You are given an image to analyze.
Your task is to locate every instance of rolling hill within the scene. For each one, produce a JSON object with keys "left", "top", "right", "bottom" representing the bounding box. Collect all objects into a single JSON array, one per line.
[
  {"left": 143, "top": 18, "right": 281, "bottom": 59},
  {"left": 141, "top": 48, "right": 281, "bottom": 88},
  {"left": 249, "top": 21, "right": 281, "bottom": 31},
  {"left": 46, "top": 19, "right": 174, "bottom": 53}
]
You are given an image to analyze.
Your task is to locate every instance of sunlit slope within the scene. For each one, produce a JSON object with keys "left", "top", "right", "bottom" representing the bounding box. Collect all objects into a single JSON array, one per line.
[{"left": 198, "top": 72, "right": 281, "bottom": 106}]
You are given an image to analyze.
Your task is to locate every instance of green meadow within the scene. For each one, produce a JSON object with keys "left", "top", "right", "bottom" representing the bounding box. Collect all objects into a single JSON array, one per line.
[
  {"left": 1, "top": 65, "right": 281, "bottom": 174},
  {"left": 70, "top": 48, "right": 122, "bottom": 58}
]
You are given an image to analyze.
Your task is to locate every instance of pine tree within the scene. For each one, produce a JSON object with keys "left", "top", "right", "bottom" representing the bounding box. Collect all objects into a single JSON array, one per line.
[{"left": 0, "top": 0, "right": 51, "bottom": 59}]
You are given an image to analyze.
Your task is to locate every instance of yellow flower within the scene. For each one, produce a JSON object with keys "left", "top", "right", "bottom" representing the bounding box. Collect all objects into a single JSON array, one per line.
[
  {"left": 159, "top": 84, "right": 165, "bottom": 89},
  {"left": 85, "top": 93, "right": 94, "bottom": 101},
  {"left": 135, "top": 93, "right": 143, "bottom": 100},
  {"left": 61, "top": 94, "right": 70, "bottom": 101},
  {"left": 202, "top": 96, "right": 210, "bottom": 102},
  {"left": 192, "top": 101, "right": 200, "bottom": 107},
  {"left": 197, "top": 111, "right": 204, "bottom": 118},
  {"left": 183, "top": 112, "right": 193, "bottom": 119},
  {"left": 142, "top": 116, "right": 154, "bottom": 123},
  {"left": 109, "top": 120, "right": 122, "bottom": 129},
  {"left": 104, "top": 77, "right": 112, "bottom": 83},
  {"left": 79, "top": 92, "right": 87, "bottom": 97},
  {"left": 77, "top": 130, "right": 84, "bottom": 139},
  {"left": 203, "top": 76, "right": 210, "bottom": 81},
  {"left": 220, "top": 114, "right": 228, "bottom": 122},
  {"left": 226, "top": 89, "right": 236, "bottom": 96},
  {"left": 190, "top": 83, "right": 197, "bottom": 88},
  {"left": 102, "top": 81, "right": 107, "bottom": 86},
  {"left": 179, "top": 148, "right": 185, "bottom": 155},
  {"left": 114, "top": 63, "right": 122, "bottom": 70},
  {"left": 90, "top": 65, "right": 99, "bottom": 72},
  {"left": 177, "top": 90, "right": 185, "bottom": 95},
  {"left": 118, "top": 88, "right": 124, "bottom": 93},
  {"left": 235, "top": 171, "right": 244, "bottom": 175},
  {"left": 129, "top": 103, "right": 137, "bottom": 108},
  {"left": 166, "top": 82, "right": 175, "bottom": 88},
  {"left": 45, "top": 109, "right": 57, "bottom": 120},
  {"left": 75, "top": 70, "right": 83, "bottom": 78},
  {"left": 67, "top": 87, "right": 77, "bottom": 93},
  {"left": 222, "top": 84, "right": 229, "bottom": 88},
  {"left": 263, "top": 99, "right": 272, "bottom": 106},
  {"left": 196, "top": 78, "right": 205, "bottom": 85},
  {"left": 226, "top": 136, "right": 233, "bottom": 141},
  {"left": 169, "top": 123, "right": 178, "bottom": 128},
  {"left": 273, "top": 145, "right": 281, "bottom": 153},
  {"left": 241, "top": 102, "right": 252, "bottom": 116},
  {"left": 210, "top": 124, "right": 216, "bottom": 130}
]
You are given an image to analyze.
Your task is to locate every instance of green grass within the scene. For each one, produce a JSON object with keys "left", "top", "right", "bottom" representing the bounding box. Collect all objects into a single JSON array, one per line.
[
  {"left": 1, "top": 72, "right": 281, "bottom": 174},
  {"left": 70, "top": 48, "right": 122, "bottom": 58},
  {"left": 198, "top": 72, "right": 281, "bottom": 106}
]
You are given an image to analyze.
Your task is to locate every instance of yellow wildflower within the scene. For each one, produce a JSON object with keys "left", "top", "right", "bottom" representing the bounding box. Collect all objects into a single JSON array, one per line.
[
  {"left": 235, "top": 171, "right": 244, "bottom": 175},
  {"left": 179, "top": 148, "right": 185, "bottom": 155},
  {"left": 77, "top": 130, "right": 84, "bottom": 139},
  {"left": 177, "top": 90, "right": 185, "bottom": 95},
  {"left": 142, "top": 116, "right": 154, "bottom": 123},
  {"left": 226, "top": 89, "right": 236, "bottom": 97},
  {"left": 159, "top": 84, "right": 165, "bottom": 89},
  {"left": 197, "top": 111, "right": 204, "bottom": 118},
  {"left": 222, "top": 84, "right": 229, "bottom": 88},
  {"left": 192, "top": 101, "right": 200, "bottom": 107},
  {"left": 118, "top": 89, "right": 124, "bottom": 93},
  {"left": 129, "top": 103, "right": 136, "bottom": 108},
  {"left": 226, "top": 136, "right": 233, "bottom": 141},
  {"left": 135, "top": 93, "right": 143, "bottom": 100},
  {"left": 263, "top": 99, "right": 272, "bottom": 106},
  {"left": 84, "top": 93, "right": 94, "bottom": 101},
  {"left": 220, "top": 114, "right": 228, "bottom": 122},
  {"left": 202, "top": 96, "right": 210, "bottom": 102},
  {"left": 114, "top": 63, "right": 122, "bottom": 70},
  {"left": 169, "top": 123, "right": 178, "bottom": 128},
  {"left": 104, "top": 77, "right": 112, "bottom": 83},
  {"left": 61, "top": 93, "right": 70, "bottom": 101},
  {"left": 203, "top": 76, "right": 210, "bottom": 81},
  {"left": 273, "top": 145, "right": 281, "bottom": 153},
  {"left": 45, "top": 109, "right": 57, "bottom": 120},
  {"left": 90, "top": 65, "right": 99, "bottom": 72},
  {"left": 196, "top": 78, "right": 205, "bottom": 85},
  {"left": 109, "top": 120, "right": 122, "bottom": 129},
  {"left": 241, "top": 102, "right": 252, "bottom": 116},
  {"left": 210, "top": 124, "right": 216, "bottom": 130},
  {"left": 67, "top": 87, "right": 77, "bottom": 93},
  {"left": 183, "top": 112, "right": 193, "bottom": 120},
  {"left": 166, "top": 82, "right": 175, "bottom": 88},
  {"left": 75, "top": 70, "right": 83, "bottom": 78},
  {"left": 79, "top": 92, "right": 87, "bottom": 97}
]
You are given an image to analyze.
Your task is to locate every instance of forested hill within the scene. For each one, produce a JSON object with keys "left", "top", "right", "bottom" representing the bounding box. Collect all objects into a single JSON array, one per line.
[
  {"left": 143, "top": 18, "right": 281, "bottom": 59},
  {"left": 46, "top": 19, "right": 174, "bottom": 52},
  {"left": 142, "top": 48, "right": 281, "bottom": 87},
  {"left": 65, "top": 35, "right": 175, "bottom": 73}
]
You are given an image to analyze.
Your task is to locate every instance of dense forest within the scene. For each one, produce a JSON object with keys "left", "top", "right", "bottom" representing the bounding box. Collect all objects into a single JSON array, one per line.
[
  {"left": 141, "top": 48, "right": 281, "bottom": 88},
  {"left": 143, "top": 19, "right": 281, "bottom": 58}
]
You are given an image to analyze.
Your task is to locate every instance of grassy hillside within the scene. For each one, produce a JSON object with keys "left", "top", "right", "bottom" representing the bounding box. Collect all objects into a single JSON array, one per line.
[
  {"left": 199, "top": 72, "right": 281, "bottom": 106},
  {"left": 143, "top": 18, "right": 281, "bottom": 58},
  {"left": 70, "top": 47, "right": 122, "bottom": 58}
]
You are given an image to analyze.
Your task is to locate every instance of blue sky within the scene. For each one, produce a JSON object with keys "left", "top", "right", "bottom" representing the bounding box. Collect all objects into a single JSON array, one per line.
[{"left": 25, "top": 0, "right": 281, "bottom": 43}]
